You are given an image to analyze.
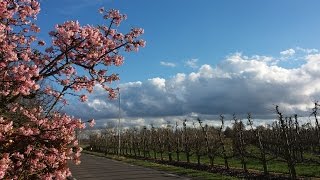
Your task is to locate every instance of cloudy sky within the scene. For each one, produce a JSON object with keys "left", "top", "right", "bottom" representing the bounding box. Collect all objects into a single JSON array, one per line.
[{"left": 38, "top": 0, "right": 320, "bottom": 127}]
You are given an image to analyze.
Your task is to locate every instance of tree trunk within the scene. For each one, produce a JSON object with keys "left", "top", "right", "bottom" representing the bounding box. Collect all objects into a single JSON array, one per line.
[
  {"left": 262, "top": 159, "right": 268, "bottom": 176},
  {"left": 168, "top": 152, "right": 172, "bottom": 162},
  {"left": 209, "top": 155, "right": 214, "bottom": 167},
  {"left": 276, "top": 106, "right": 296, "bottom": 179},
  {"left": 186, "top": 152, "right": 190, "bottom": 163},
  {"left": 153, "top": 150, "right": 157, "bottom": 159}
]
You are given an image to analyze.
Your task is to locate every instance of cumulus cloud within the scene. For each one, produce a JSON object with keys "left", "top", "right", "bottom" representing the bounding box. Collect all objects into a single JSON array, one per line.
[
  {"left": 65, "top": 50, "right": 320, "bottom": 127},
  {"left": 160, "top": 61, "right": 176, "bottom": 67},
  {"left": 185, "top": 58, "right": 199, "bottom": 68},
  {"left": 280, "top": 49, "right": 296, "bottom": 56}
]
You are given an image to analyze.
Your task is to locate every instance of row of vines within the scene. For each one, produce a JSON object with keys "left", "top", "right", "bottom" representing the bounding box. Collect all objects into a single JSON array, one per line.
[{"left": 86, "top": 104, "right": 320, "bottom": 179}]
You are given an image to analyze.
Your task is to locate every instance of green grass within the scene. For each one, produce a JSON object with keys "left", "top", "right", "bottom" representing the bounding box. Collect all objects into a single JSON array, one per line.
[
  {"left": 108, "top": 149, "right": 320, "bottom": 178},
  {"left": 83, "top": 150, "right": 238, "bottom": 180}
]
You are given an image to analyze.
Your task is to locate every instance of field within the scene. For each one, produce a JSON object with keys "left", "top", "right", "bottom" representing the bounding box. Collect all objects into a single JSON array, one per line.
[
  {"left": 85, "top": 110, "right": 320, "bottom": 179},
  {"left": 85, "top": 146, "right": 320, "bottom": 179}
]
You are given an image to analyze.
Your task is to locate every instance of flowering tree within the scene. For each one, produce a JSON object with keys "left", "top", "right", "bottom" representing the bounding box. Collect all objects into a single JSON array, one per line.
[{"left": 0, "top": 1, "right": 145, "bottom": 179}]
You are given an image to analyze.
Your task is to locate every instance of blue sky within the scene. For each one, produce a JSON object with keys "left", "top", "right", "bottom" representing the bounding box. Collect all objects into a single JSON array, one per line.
[
  {"left": 38, "top": 0, "right": 320, "bottom": 82},
  {"left": 37, "top": 0, "right": 320, "bottom": 126}
]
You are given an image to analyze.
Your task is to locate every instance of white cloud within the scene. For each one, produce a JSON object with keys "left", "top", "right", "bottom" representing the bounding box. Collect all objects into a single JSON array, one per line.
[
  {"left": 160, "top": 61, "right": 176, "bottom": 67},
  {"left": 185, "top": 58, "right": 199, "bottom": 68},
  {"left": 280, "top": 49, "right": 296, "bottom": 56},
  {"left": 148, "top": 77, "right": 166, "bottom": 91},
  {"left": 296, "top": 47, "right": 318, "bottom": 54},
  {"left": 65, "top": 49, "right": 320, "bottom": 127}
]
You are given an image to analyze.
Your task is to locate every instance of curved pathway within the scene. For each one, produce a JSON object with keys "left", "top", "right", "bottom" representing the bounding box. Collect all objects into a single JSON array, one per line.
[{"left": 69, "top": 154, "right": 189, "bottom": 180}]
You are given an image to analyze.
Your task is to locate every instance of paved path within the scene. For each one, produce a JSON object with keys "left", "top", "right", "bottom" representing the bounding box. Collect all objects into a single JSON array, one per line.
[{"left": 69, "top": 154, "right": 189, "bottom": 180}]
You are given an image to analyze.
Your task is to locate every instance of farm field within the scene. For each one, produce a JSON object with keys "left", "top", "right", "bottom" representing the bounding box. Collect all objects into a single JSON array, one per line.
[
  {"left": 86, "top": 111, "right": 320, "bottom": 179},
  {"left": 86, "top": 147, "right": 320, "bottom": 179}
]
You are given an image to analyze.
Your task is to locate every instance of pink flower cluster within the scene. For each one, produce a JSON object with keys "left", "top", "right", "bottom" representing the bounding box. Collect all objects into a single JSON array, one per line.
[
  {"left": 88, "top": 119, "right": 96, "bottom": 127},
  {"left": 0, "top": 0, "right": 41, "bottom": 98},
  {"left": 0, "top": 0, "right": 145, "bottom": 179},
  {"left": 0, "top": 106, "right": 86, "bottom": 179},
  {"left": 0, "top": 0, "right": 145, "bottom": 105},
  {"left": 33, "top": 7, "right": 145, "bottom": 103},
  {"left": 102, "top": 9, "right": 127, "bottom": 26}
]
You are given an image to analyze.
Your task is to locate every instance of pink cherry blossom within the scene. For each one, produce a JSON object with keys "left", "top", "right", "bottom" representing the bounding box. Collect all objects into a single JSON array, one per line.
[
  {"left": 80, "top": 95, "right": 88, "bottom": 102},
  {"left": 0, "top": 153, "right": 10, "bottom": 179},
  {"left": 0, "top": 0, "right": 144, "bottom": 178},
  {"left": 88, "top": 119, "right": 96, "bottom": 127}
]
